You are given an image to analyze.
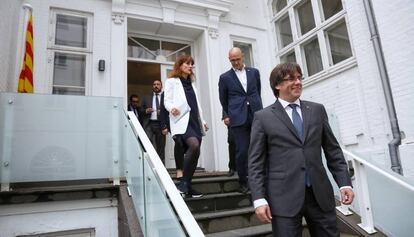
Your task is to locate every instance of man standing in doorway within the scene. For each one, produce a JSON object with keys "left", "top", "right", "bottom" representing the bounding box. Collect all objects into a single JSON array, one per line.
[
  {"left": 219, "top": 47, "right": 263, "bottom": 193},
  {"left": 127, "top": 94, "right": 142, "bottom": 124},
  {"left": 142, "top": 80, "right": 166, "bottom": 164},
  {"left": 249, "top": 62, "right": 354, "bottom": 236}
]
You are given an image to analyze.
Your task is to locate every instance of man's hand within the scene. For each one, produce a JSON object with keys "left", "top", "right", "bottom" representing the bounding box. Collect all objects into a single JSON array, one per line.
[
  {"left": 204, "top": 123, "right": 209, "bottom": 132},
  {"left": 223, "top": 117, "right": 230, "bottom": 126},
  {"left": 255, "top": 205, "right": 272, "bottom": 224},
  {"left": 146, "top": 107, "right": 154, "bottom": 114},
  {"left": 171, "top": 108, "right": 180, "bottom": 116},
  {"left": 162, "top": 128, "right": 169, "bottom": 135},
  {"left": 340, "top": 188, "right": 354, "bottom": 205}
]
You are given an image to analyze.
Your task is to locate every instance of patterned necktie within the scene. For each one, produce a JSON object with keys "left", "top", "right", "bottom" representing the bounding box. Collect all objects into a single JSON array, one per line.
[
  {"left": 289, "top": 104, "right": 303, "bottom": 140},
  {"left": 289, "top": 104, "right": 311, "bottom": 186},
  {"left": 155, "top": 93, "right": 160, "bottom": 120}
]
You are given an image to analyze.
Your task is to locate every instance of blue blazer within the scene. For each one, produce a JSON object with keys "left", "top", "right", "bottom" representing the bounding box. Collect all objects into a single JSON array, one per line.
[{"left": 219, "top": 67, "right": 263, "bottom": 127}]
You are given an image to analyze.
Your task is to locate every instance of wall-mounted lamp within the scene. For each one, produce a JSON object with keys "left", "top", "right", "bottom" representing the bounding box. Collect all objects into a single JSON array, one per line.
[{"left": 98, "top": 60, "right": 105, "bottom": 71}]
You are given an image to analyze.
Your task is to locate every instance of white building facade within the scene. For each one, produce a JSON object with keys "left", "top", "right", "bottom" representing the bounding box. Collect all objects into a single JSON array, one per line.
[{"left": 1, "top": 0, "right": 414, "bottom": 177}]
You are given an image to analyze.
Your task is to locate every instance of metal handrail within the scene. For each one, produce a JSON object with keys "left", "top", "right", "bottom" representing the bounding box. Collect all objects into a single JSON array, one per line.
[
  {"left": 127, "top": 111, "right": 205, "bottom": 237},
  {"left": 343, "top": 149, "right": 414, "bottom": 192}
]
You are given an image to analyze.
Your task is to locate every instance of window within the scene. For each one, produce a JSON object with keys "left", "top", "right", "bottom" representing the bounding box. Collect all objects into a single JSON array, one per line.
[
  {"left": 48, "top": 9, "right": 92, "bottom": 95},
  {"left": 272, "top": 0, "right": 287, "bottom": 15},
  {"left": 233, "top": 41, "right": 254, "bottom": 67},
  {"left": 270, "top": 0, "right": 353, "bottom": 78},
  {"left": 128, "top": 37, "right": 191, "bottom": 62}
]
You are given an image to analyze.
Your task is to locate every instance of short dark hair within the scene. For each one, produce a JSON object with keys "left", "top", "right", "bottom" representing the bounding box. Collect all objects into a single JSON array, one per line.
[
  {"left": 269, "top": 62, "right": 302, "bottom": 97},
  {"left": 129, "top": 94, "right": 139, "bottom": 101}
]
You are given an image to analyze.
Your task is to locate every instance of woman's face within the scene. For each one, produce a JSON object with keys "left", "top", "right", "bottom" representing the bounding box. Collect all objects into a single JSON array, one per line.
[{"left": 180, "top": 61, "right": 193, "bottom": 77}]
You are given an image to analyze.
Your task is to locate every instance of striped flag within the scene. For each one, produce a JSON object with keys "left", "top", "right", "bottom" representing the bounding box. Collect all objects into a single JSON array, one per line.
[{"left": 18, "top": 13, "right": 34, "bottom": 93}]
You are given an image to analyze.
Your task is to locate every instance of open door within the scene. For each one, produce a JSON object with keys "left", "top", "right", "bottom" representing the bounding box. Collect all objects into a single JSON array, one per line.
[{"left": 160, "top": 64, "right": 175, "bottom": 168}]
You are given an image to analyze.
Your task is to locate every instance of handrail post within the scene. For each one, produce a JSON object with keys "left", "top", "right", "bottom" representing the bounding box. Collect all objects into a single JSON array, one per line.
[
  {"left": 352, "top": 159, "right": 377, "bottom": 234},
  {"left": 112, "top": 103, "right": 121, "bottom": 186}
]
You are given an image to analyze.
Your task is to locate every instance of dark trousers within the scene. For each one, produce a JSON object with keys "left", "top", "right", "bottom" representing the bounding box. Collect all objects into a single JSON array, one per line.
[
  {"left": 227, "top": 128, "right": 236, "bottom": 171},
  {"left": 271, "top": 187, "right": 339, "bottom": 237},
  {"left": 146, "top": 121, "right": 166, "bottom": 164},
  {"left": 231, "top": 110, "right": 253, "bottom": 185}
]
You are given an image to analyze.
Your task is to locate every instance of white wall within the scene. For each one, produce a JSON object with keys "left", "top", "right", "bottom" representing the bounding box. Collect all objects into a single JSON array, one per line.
[
  {"left": 0, "top": 198, "right": 118, "bottom": 237},
  {"left": 0, "top": 0, "right": 23, "bottom": 92}
]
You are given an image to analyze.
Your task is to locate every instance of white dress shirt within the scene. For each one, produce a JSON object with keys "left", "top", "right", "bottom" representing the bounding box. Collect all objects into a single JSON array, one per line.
[{"left": 233, "top": 66, "right": 247, "bottom": 92}]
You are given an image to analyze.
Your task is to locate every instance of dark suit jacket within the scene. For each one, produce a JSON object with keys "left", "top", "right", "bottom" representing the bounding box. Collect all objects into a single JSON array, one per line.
[
  {"left": 219, "top": 67, "right": 263, "bottom": 127},
  {"left": 248, "top": 100, "right": 352, "bottom": 217},
  {"left": 141, "top": 92, "right": 162, "bottom": 129},
  {"left": 159, "top": 93, "right": 169, "bottom": 131},
  {"left": 127, "top": 104, "right": 142, "bottom": 124}
]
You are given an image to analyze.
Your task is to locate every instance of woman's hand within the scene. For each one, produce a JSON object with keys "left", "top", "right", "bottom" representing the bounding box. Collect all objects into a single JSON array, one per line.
[
  {"left": 171, "top": 108, "right": 180, "bottom": 116},
  {"left": 204, "top": 123, "right": 209, "bottom": 132}
]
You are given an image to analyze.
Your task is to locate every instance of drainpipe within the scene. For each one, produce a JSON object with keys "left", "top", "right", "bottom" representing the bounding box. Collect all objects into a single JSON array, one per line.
[{"left": 363, "top": 0, "right": 403, "bottom": 175}]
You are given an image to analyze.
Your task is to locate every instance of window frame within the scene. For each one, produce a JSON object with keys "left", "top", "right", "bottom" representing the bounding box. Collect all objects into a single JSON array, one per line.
[
  {"left": 47, "top": 9, "right": 93, "bottom": 95},
  {"left": 230, "top": 36, "right": 257, "bottom": 68},
  {"left": 270, "top": 0, "right": 355, "bottom": 81}
]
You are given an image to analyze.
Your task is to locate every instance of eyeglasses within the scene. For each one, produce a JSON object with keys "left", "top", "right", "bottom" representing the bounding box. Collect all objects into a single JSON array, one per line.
[{"left": 282, "top": 75, "right": 304, "bottom": 82}]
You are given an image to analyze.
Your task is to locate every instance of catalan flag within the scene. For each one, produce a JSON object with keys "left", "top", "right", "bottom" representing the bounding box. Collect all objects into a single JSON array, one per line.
[{"left": 18, "top": 13, "right": 34, "bottom": 93}]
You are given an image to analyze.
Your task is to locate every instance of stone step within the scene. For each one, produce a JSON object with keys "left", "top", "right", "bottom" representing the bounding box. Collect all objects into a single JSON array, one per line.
[
  {"left": 174, "top": 176, "right": 240, "bottom": 195},
  {"left": 194, "top": 207, "right": 262, "bottom": 234},
  {"left": 205, "top": 224, "right": 272, "bottom": 237},
  {"left": 185, "top": 191, "right": 251, "bottom": 213}
]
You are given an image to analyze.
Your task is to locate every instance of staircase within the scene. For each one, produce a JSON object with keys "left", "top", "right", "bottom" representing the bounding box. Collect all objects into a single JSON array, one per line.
[{"left": 170, "top": 170, "right": 385, "bottom": 237}]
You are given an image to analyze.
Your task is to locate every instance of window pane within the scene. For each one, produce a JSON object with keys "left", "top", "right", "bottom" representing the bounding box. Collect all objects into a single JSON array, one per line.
[
  {"left": 233, "top": 41, "right": 254, "bottom": 67},
  {"left": 297, "top": 0, "right": 315, "bottom": 35},
  {"left": 53, "top": 52, "right": 85, "bottom": 89},
  {"left": 321, "top": 0, "right": 343, "bottom": 20},
  {"left": 166, "top": 46, "right": 191, "bottom": 62},
  {"left": 272, "top": 0, "right": 287, "bottom": 15},
  {"left": 53, "top": 87, "right": 85, "bottom": 96},
  {"left": 280, "top": 51, "right": 296, "bottom": 63},
  {"left": 55, "top": 14, "right": 87, "bottom": 48},
  {"left": 276, "top": 14, "right": 293, "bottom": 48},
  {"left": 326, "top": 20, "right": 352, "bottom": 64},
  {"left": 161, "top": 41, "right": 188, "bottom": 56},
  {"left": 128, "top": 37, "right": 158, "bottom": 60},
  {"left": 303, "top": 38, "right": 323, "bottom": 76}
]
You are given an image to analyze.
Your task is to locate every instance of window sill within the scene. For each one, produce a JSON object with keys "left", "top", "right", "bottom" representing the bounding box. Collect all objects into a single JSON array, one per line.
[{"left": 302, "top": 57, "right": 357, "bottom": 88}]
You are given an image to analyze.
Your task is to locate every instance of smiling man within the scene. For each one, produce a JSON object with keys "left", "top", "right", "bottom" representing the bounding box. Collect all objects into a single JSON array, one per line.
[{"left": 248, "top": 62, "right": 354, "bottom": 237}]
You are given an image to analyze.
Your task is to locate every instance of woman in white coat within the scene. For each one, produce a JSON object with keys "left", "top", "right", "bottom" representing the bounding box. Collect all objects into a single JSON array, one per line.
[{"left": 164, "top": 55, "right": 208, "bottom": 198}]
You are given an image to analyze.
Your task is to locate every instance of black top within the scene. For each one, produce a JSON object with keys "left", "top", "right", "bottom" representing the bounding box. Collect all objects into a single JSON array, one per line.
[{"left": 180, "top": 77, "right": 202, "bottom": 141}]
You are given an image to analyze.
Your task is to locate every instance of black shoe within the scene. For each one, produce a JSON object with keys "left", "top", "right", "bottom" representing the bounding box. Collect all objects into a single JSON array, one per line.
[
  {"left": 238, "top": 184, "right": 249, "bottom": 194},
  {"left": 227, "top": 169, "right": 235, "bottom": 177},
  {"left": 189, "top": 188, "right": 203, "bottom": 198}
]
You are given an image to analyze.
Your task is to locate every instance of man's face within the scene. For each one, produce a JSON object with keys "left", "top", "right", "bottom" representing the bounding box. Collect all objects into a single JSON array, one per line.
[
  {"left": 276, "top": 71, "right": 303, "bottom": 102},
  {"left": 229, "top": 50, "right": 244, "bottom": 70},
  {"left": 130, "top": 97, "right": 139, "bottom": 108},
  {"left": 152, "top": 80, "right": 162, "bottom": 93}
]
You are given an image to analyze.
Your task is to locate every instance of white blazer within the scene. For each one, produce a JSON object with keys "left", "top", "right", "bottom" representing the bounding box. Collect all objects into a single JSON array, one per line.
[{"left": 164, "top": 77, "right": 207, "bottom": 137}]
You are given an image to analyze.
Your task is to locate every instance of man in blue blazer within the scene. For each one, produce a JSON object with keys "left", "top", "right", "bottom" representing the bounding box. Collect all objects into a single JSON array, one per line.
[{"left": 219, "top": 47, "right": 263, "bottom": 192}]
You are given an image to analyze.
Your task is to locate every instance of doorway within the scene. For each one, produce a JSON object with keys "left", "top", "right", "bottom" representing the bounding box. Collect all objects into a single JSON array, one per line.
[{"left": 127, "top": 61, "right": 175, "bottom": 168}]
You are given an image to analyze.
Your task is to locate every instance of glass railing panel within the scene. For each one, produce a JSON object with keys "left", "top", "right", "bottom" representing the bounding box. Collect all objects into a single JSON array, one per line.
[
  {"left": 122, "top": 114, "right": 147, "bottom": 234},
  {"left": 0, "top": 92, "right": 123, "bottom": 182},
  {"left": 364, "top": 163, "right": 413, "bottom": 236},
  {"left": 143, "top": 157, "right": 186, "bottom": 237}
]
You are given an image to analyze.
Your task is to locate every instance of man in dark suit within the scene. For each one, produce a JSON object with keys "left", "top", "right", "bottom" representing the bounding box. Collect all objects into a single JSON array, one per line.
[
  {"left": 248, "top": 62, "right": 354, "bottom": 236},
  {"left": 219, "top": 47, "right": 263, "bottom": 193},
  {"left": 127, "top": 94, "right": 142, "bottom": 124},
  {"left": 141, "top": 79, "right": 166, "bottom": 164}
]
